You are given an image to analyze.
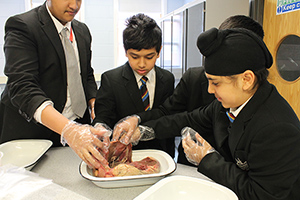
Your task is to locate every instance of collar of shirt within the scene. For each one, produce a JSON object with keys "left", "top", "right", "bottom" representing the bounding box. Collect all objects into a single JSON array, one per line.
[
  {"left": 229, "top": 96, "right": 253, "bottom": 118},
  {"left": 134, "top": 68, "right": 156, "bottom": 87},
  {"left": 46, "top": 4, "right": 72, "bottom": 34}
]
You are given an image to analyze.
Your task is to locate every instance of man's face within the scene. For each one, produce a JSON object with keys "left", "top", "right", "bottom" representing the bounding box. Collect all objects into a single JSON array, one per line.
[
  {"left": 47, "top": 0, "right": 82, "bottom": 25},
  {"left": 126, "top": 48, "right": 160, "bottom": 76}
]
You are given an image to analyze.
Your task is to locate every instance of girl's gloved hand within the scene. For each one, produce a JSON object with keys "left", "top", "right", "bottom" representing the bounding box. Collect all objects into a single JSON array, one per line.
[{"left": 181, "top": 127, "right": 216, "bottom": 166}]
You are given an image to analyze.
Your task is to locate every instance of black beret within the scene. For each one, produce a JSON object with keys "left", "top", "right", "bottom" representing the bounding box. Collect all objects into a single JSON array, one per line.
[{"left": 197, "top": 28, "right": 273, "bottom": 76}]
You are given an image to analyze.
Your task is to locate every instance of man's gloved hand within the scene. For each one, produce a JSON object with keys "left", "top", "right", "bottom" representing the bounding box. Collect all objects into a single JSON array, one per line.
[{"left": 61, "top": 121, "right": 111, "bottom": 168}]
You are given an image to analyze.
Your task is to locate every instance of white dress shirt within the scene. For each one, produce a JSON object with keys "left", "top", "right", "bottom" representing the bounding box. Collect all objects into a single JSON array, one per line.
[
  {"left": 229, "top": 96, "right": 253, "bottom": 118},
  {"left": 133, "top": 68, "right": 156, "bottom": 109}
]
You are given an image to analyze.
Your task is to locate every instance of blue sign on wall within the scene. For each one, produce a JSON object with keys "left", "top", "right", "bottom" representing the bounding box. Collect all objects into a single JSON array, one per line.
[{"left": 277, "top": 0, "right": 300, "bottom": 15}]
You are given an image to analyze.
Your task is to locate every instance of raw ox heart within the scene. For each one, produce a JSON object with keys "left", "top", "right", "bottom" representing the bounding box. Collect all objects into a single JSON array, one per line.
[{"left": 93, "top": 141, "right": 160, "bottom": 177}]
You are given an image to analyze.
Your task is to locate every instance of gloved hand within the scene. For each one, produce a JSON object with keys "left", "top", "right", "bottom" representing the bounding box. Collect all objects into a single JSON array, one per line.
[
  {"left": 112, "top": 115, "right": 140, "bottom": 145},
  {"left": 93, "top": 123, "right": 112, "bottom": 158},
  {"left": 94, "top": 123, "right": 112, "bottom": 144},
  {"left": 61, "top": 121, "right": 111, "bottom": 169},
  {"left": 181, "top": 127, "right": 216, "bottom": 166},
  {"left": 131, "top": 125, "right": 156, "bottom": 146}
]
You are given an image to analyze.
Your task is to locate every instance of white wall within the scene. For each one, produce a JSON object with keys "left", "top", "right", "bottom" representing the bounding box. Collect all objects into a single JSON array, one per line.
[
  {"left": 0, "top": 0, "right": 25, "bottom": 83},
  {"left": 205, "top": 0, "right": 250, "bottom": 30},
  {"left": 0, "top": 0, "right": 252, "bottom": 85},
  {"left": 0, "top": 0, "right": 167, "bottom": 83},
  {"left": 84, "top": 1, "right": 114, "bottom": 78}
]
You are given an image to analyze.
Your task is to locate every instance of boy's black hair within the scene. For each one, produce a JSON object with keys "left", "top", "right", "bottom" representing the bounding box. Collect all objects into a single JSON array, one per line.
[
  {"left": 123, "top": 13, "right": 162, "bottom": 53},
  {"left": 219, "top": 15, "right": 264, "bottom": 39}
]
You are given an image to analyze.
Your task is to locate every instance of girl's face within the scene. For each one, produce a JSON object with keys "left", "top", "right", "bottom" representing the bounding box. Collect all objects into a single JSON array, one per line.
[{"left": 205, "top": 72, "right": 255, "bottom": 109}]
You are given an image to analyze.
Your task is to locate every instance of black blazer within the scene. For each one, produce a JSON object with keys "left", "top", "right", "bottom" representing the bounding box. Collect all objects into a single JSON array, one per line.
[
  {"left": 93, "top": 62, "right": 175, "bottom": 156},
  {"left": 138, "top": 67, "right": 215, "bottom": 165},
  {"left": 0, "top": 3, "right": 97, "bottom": 146},
  {"left": 138, "top": 67, "right": 214, "bottom": 121},
  {"left": 144, "top": 81, "right": 300, "bottom": 200}
]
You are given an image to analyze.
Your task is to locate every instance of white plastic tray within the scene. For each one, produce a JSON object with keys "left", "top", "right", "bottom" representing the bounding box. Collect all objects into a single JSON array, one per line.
[
  {"left": 0, "top": 139, "right": 52, "bottom": 170},
  {"left": 79, "top": 149, "right": 176, "bottom": 188},
  {"left": 134, "top": 175, "right": 238, "bottom": 200}
]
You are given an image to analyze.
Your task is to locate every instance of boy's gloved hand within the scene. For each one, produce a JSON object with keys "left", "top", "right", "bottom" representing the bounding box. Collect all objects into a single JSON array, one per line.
[
  {"left": 131, "top": 125, "right": 156, "bottom": 146},
  {"left": 112, "top": 115, "right": 140, "bottom": 144}
]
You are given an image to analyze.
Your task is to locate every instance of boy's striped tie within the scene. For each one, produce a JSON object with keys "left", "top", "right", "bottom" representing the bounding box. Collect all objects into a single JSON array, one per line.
[
  {"left": 226, "top": 111, "right": 235, "bottom": 123},
  {"left": 140, "top": 76, "right": 150, "bottom": 111}
]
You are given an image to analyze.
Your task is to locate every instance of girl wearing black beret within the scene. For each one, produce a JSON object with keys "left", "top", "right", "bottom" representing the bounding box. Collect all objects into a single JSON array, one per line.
[
  {"left": 180, "top": 28, "right": 300, "bottom": 200},
  {"left": 113, "top": 28, "right": 300, "bottom": 200}
]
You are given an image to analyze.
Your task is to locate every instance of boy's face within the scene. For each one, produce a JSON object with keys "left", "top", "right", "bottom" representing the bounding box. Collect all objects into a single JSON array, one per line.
[
  {"left": 205, "top": 73, "right": 252, "bottom": 109},
  {"left": 126, "top": 48, "right": 160, "bottom": 76},
  {"left": 47, "top": 0, "right": 81, "bottom": 25}
]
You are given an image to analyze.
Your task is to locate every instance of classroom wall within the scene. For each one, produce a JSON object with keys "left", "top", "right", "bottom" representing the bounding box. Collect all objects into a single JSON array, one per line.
[
  {"left": 84, "top": 1, "right": 114, "bottom": 77},
  {"left": 0, "top": 0, "right": 253, "bottom": 86},
  {"left": 0, "top": 0, "right": 25, "bottom": 84},
  {"left": 0, "top": 0, "right": 192, "bottom": 83}
]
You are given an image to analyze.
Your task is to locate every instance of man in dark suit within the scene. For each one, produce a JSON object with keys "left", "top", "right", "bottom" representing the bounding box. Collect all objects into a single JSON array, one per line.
[
  {"left": 0, "top": 0, "right": 109, "bottom": 169},
  {"left": 93, "top": 13, "right": 175, "bottom": 157}
]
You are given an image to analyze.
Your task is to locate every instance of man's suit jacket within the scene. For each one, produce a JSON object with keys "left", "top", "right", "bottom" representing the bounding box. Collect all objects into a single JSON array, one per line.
[
  {"left": 144, "top": 81, "right": 300, "bottom": 200},
  {"left": 138, "top": 67, "right": 215, "bottom": 165},
  {"left": 0, "top": 3, "right": 97, "bottom": 146},
  {"left": 93, "top": 62, "right": 175, "bottom": 156}
]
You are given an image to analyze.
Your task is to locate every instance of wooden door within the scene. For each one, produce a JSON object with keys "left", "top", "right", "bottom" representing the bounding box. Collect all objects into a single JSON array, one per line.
[{"left": 263, "top": 0, "right": 300, "bottom": 118}]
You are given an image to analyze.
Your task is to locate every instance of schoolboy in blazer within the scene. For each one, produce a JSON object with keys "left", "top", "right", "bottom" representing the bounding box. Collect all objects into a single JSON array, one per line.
[{"left": 93, "top": 14, "right": 175, "bottom": 156}]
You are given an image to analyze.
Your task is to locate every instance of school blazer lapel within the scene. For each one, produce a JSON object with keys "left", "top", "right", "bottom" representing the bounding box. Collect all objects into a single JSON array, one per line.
[
  {"left": 153, "top": 66, "right": 164, "bottom": 108},
  {"left": 38, "top": 3, "right": 67, "bottom": 83},
  {"left": 214, "top": 108, "right": 229, "bottom": 148},
  {"left": 122, "top": 63, "right": 145, "bottom": 111},
  {"left": 227, "top": 81, "right": 273, "bottom": 156}
]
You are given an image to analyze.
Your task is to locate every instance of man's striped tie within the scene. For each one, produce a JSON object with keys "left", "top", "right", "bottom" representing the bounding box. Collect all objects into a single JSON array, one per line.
[{"left": 140, "top": 76, "right": 150, "bottom": 111}]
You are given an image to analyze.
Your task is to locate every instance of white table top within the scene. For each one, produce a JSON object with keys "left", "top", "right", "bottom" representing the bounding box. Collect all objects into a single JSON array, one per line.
[{"left": 31, "top": 146, "right": 211, "bottom": 200}]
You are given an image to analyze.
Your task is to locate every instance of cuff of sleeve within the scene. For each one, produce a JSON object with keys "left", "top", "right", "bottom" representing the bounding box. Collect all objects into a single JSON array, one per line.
[
  {"left": 132, "top": 114, "right": 141, "bottom": 124},
  {"left": 207, "top": 148, "right": 218, "bottom": 155},
  {"left": 33, "top": 101, "right": 54, "bottom": 124}
]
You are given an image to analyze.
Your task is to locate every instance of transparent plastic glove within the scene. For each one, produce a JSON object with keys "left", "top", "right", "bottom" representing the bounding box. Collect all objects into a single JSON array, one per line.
[
  {"left": 112, "top": 115, "right": 140, "bottom": 145},
  {"left": 94, "top": 123, "right": 112, "bottom": 141},
  {"left": 93, "top": 123, "right": 113, "bottom": 158},
  {"left": 61, "top": 121, "right": 109, "bottom": 169},
  {"left": 140, "top": 125, "right": 155, "bottom": 141},
  {"left": 181, "top": 127, "right": 215, "bottom": 166},
  {"left": 131, "top": 125, "right": 156, "bottom": 146}
]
